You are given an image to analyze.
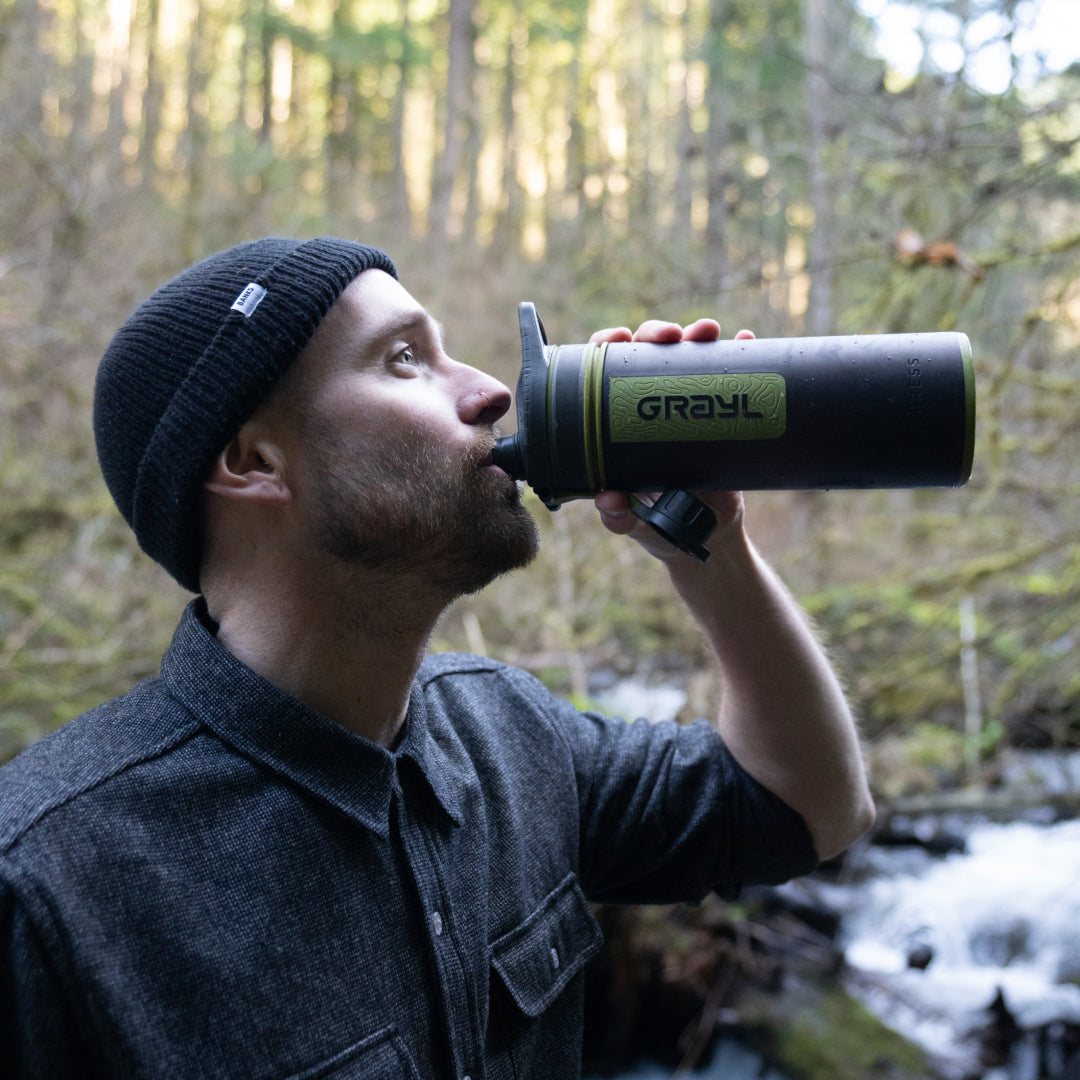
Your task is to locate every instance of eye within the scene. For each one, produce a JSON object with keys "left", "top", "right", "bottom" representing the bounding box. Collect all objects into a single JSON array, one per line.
[{"left": 391, "top": 345, "right": 420, "bottom": 371}]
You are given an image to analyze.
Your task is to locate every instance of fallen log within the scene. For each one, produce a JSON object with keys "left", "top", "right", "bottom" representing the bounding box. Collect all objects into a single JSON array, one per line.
[{"left": 878, "top": 786, "right": 1080, "bottom": 822}]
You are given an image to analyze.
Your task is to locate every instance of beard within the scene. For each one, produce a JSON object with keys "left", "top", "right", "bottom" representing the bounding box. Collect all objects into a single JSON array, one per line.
[{"left": 304, "top": 421, "right": 540, "bottom": 599}]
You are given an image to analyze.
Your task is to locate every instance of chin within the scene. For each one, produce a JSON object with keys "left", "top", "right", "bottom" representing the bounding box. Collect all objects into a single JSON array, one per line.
[
  {"left": 440, "top": 505, "right": 541, "bottom": 598},
  {"left": 466, "top": 531, "right": 541, "bottom": 593}
]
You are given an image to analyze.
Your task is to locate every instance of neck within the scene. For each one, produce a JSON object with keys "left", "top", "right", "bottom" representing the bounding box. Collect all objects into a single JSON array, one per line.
[{"left": 205, "top": 566, "right": 450, "bottom": 747}]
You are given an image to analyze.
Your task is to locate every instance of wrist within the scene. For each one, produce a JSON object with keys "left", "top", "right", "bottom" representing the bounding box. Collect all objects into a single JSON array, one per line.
[{"left": 665, "top": 519, "right": 759, "bottom": 600}]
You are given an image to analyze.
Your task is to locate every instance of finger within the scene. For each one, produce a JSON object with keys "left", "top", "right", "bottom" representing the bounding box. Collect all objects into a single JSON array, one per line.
[
  {"left": 680, "top": 318, "right": 722, "bottom": 342},
  {"left": 630, "top": 320, "right": 685, "bottom": 344},
  {"left": 594, "top": 490, "right": 637, "bottom": 535},
  {"left": 588, "top": 326, "right": 634, "bottom": 345},
  {"left": 734, "top": 329, "right": 755, "bottom": 340}
]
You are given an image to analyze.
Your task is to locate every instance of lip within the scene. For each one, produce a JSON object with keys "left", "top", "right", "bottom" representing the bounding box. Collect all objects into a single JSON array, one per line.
[
  {"left": 476, "top": 448, "right": 512, "bottom": 484},
  {"left": 481, "top": 459, "right": 509, "bottom": 480}
]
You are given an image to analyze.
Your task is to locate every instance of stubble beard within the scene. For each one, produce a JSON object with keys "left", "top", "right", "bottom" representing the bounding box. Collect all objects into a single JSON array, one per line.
[{"left": 307, "top": 425, "right": 540, "bottom": 600}]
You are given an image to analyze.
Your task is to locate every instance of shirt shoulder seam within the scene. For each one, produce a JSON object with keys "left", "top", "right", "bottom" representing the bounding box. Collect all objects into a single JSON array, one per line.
[
  {"left": 0, "top": 716, "right": 204, "bottom": 855},
  {"left": 417, "top": 653, "right": 579, "bottom": 758},
  {"left": 415, "top": 651, "right": 505, "bottom": 684}
]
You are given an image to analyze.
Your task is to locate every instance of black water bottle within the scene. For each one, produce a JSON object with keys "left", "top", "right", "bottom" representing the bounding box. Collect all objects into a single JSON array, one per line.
[{"left": 492, "top": 303, "right": 975, "bottom": 560}]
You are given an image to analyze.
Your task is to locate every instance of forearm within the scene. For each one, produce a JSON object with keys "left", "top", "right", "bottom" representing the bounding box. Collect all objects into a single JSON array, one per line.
[
  {"left": 666, "top": 525, "right": 875, "bottom": 861},
  {"left": 586, "top": 317, "right": 874, "bottom": 860}
]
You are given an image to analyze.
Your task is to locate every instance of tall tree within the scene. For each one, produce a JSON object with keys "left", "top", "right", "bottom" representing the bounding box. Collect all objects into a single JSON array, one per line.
[
  {"left": 702, "top": 0, "right": 733, "bottom": 304},
  {"left": 181, "top": 0, "right": 212, "bottom": 260},
  {"left": 138, "top": 0, "right": 165, "bottom": 180},
  {"left": 325, "top": 0, "right": 360, "bottom": 219},
  {"left": 802, "top": 0, "right": 833, "bottom": 333},
  {"left": 389, "top": 0, "right": 415, "bottom": 232},
  {"left": 430, "top": 0, "right": 476, "bottom": 254}
]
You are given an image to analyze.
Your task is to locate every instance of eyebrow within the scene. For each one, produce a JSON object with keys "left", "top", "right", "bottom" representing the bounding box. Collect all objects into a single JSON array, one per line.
[{"left": 373, "top": 309, "right": 446, "bottom": 350}]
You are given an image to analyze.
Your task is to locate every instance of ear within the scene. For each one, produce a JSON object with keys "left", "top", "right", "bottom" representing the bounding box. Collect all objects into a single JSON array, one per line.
[{"left": 203, "top": 423, "right": 292, "bottom": 505}]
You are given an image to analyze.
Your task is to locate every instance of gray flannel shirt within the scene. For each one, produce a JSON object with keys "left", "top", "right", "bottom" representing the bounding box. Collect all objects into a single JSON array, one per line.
[{"left": 0, "top": 600, "right": 816, "bottom": 1079}]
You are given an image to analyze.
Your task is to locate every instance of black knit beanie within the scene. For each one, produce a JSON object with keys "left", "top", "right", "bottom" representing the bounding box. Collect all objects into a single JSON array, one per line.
[{"left": 93, "top": 236, "right": 397, "bottom": 593}]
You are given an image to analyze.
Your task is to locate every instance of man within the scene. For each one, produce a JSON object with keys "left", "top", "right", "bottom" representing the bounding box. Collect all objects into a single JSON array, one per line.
[{"left": 0, "top": 237, "right": 873, "bottom": 1078}]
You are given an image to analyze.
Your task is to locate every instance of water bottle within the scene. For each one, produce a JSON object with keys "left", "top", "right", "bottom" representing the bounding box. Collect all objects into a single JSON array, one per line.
[{"left": 492, "top": 302, "right": 975, "bottom": 560}]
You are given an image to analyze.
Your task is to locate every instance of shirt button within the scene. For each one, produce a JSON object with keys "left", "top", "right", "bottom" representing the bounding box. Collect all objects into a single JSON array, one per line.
[
  {"left": 550, "top": 946, "right": 560, "bottom": 970},
  {"left": 430, "top": 910, "right": 443, "bottom": 937}
]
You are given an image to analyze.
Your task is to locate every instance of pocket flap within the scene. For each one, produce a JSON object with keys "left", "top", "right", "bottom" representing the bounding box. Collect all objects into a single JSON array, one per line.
[
  {"left": 284, "top": 1026, "right": 420, "bottom": 1080},
  {"left": 490, "top": 873, "right": 603, "bottom": 1019}
]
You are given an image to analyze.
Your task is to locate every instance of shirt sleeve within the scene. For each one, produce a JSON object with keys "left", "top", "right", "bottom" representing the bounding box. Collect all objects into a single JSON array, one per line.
[
  {"left": 0, "top": 869, "right": 94, "bottom": 1079},
  {"left": 548, "top": 700, "right": 820, "bottom": 905}
]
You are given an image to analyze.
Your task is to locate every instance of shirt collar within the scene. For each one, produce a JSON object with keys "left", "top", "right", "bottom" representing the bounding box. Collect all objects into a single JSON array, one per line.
[{"left": 160, "top": 600, "right": 465, "bottom": 837}]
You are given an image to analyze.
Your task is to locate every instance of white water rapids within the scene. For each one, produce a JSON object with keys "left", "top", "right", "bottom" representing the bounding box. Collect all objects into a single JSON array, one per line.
[
  {"left": 836, "top": 812, "right": 1080, "bottom": 1078},
  {"left": 588, "top": 677, "right": 1080, "bottom": 1079}
]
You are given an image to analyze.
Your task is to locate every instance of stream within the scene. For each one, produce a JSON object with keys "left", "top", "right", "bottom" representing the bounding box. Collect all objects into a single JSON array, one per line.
[
  {"left": 589, "top": 800, "right": 1080, "bottom": 1080},
  {"left": 588, "top": 670, "right": 1080, "bottom": 1080},
  {"left": 834, "top": 809, "right": 1080, "bottom": 1078}
]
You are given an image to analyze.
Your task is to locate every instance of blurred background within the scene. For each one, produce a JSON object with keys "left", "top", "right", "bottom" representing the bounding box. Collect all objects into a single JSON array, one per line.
[{"left": 2, "top": 0, "right": 1078, "bottom": 1075}]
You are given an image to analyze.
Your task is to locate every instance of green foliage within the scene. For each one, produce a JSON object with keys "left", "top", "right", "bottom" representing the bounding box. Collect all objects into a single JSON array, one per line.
[
  {"left": 2, "top": 0, "right": 1080, "bottom": 784},
  {"left": 774, "top": 989, "right": 928, "bottom": 1080},
  {"left": 261, "top": 9, "right": 428, "bottom": 70}
]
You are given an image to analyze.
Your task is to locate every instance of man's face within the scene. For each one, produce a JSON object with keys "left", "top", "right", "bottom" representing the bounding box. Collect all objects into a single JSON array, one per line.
[{"left": 271, "top": 270, "right": 539, "bottom": 596}]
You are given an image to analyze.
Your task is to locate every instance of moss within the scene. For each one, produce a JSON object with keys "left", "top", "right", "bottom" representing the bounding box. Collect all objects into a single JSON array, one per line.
[{"left": 774, "top": 990, "right": 927, "bottom": 1080}]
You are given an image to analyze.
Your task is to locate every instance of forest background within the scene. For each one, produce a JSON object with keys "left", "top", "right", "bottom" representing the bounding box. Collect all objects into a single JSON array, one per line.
[{"left": 2, "top": 0, "right": 1079, "bottom": 806}]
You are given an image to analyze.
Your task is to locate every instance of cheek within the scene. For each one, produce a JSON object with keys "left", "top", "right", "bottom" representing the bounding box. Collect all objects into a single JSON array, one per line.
[
  {"left": 325, "top": 381, "right": 461, "bottom": 441},
  {"left": 302, "top": 380, "right": 472, "bottom": 482},
  {"left": 374, "top": 409, "right": 474, "bottom": 469},
  {"left": 316, "top": 411, "right": 452, "bottom": 487}
]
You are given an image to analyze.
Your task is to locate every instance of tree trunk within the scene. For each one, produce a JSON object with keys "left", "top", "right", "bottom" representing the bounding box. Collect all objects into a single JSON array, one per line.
[
  {"left": 139, "top": 0, "right": 164, "bottom": 180},
  {"left": 389, "top": 0, "right": 413, "bottom": 233},
  {"left": 702, "top": 0, "right": 731, "bottom": 304},
  {"left": 181, "top": 0, "right": 211, "bottom": 262},
  {"left": 803, "top": 0, "right": 834, "bottom": 334},
  {"left": 430, "top": 0, "right": 474, "bottom": 258},
  {"left": 259, "top": 0, "right": 274, "bottom": 147},
  {"left": 493, "top": 16, "right": 525, "bottom": 253},
  {"left": 326, "top": 0, "right": 358, "bottom": 221},
  {"left": 672, "top": 1, "right": 696, "bottom": 261}
]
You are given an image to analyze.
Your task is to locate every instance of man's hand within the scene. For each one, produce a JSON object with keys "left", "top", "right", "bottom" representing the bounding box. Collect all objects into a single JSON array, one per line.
[{"left": 587, "top": 318, "right": 755, "bottom": 562}]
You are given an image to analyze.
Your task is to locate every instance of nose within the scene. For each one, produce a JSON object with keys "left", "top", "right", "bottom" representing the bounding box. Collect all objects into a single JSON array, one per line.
[{"left": 458, "top": 366, "right": 512, "bottom": 426}]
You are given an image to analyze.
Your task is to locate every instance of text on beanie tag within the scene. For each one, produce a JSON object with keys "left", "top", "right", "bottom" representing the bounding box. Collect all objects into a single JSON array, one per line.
[{"left": 231, "top": 283, "right": 268, "bottom": 317}]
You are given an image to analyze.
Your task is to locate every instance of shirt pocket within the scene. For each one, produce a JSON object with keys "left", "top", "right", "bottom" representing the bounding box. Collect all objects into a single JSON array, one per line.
[
  {"left": 281, "top": 1025, "right": 421, "bottom": 1080},
  {"left": 490, "top": 872, "right": 604, "bottom": 1018}
]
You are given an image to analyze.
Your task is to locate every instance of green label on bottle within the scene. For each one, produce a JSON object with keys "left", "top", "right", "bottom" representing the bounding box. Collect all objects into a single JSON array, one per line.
[{"left": 608, "top": 373, "right": 787, "bottom": 442}]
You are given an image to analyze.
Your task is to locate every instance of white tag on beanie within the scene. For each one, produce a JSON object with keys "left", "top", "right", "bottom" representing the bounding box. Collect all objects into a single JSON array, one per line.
[{"left": 231, "top": 283, "right": 267, "bottom": 317}]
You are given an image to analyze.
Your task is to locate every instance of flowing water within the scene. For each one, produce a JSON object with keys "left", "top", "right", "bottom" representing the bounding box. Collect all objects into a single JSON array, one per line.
[
  {"left": 586, "top": 673, "right": 1080, "bottom": 1079},
  {"left": 836, "top": 812, "right": 1080, "bottom": 1078},
  {"left": 587, "top": 660, "right": 1080, "bottom": 1075},
  {"left": 595, "top": 809, "right": 1080, "bottom": 1080},
  {"left": 585, "top": 1039, "right": 790, "bottom": 1080}
]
